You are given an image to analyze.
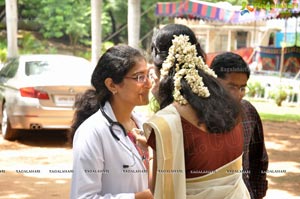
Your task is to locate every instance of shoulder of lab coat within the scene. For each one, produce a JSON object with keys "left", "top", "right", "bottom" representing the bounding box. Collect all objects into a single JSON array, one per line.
[
  {"left": 71, "top": 102, "right": 136, "bottom": 199},
  {"left": 71, "top": 102, "right": 146, "bottom": 199}
]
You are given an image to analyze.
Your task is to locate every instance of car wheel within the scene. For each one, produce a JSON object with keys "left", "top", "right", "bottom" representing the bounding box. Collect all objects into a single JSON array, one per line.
[{"left": 1, "top": 104, "right": 18, "bottom": 141}]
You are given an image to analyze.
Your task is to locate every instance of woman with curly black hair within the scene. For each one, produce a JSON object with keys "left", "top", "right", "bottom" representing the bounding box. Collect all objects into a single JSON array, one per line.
[{"left": 144, "top": 24, "right": 250, "bottom": 199}]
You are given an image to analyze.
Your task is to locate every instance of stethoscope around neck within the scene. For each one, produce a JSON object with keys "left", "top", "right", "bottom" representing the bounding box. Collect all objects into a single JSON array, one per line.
[
  {"left": 100, "top": 106, "right": 145, "bottom": 169},
  {"left": 100, "top": 106, "right": 127, "bottom": 141}
]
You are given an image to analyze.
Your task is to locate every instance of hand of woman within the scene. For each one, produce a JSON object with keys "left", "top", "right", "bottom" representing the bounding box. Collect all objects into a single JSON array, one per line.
[
  {"left": 132, "top": 128, "right": 148, "bottom": 150},
  {"left": 135, "top": 189, "right": 153, "bottom": 199},
  {"left": 149, "top": 66, "right": 159, "bottom": 98}
]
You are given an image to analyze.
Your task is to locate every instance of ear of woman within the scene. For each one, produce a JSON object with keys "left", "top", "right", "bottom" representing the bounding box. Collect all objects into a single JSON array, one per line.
[{"left": 104, "top": 78, "right": 118, "bottom": 95}]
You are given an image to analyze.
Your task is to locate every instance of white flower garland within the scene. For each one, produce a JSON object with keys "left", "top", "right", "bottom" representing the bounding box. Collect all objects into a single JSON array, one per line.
[{"left": 161, "top": 35, "right": 217, "bottom": 105}]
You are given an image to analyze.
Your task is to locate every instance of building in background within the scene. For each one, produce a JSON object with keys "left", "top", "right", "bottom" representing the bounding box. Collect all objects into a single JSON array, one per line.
[{"left": 155, "top": 0, "right": 300, "bottom": 106}]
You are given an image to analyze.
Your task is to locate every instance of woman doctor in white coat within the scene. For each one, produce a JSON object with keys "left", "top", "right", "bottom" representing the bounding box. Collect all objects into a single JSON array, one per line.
[{"left": 70, "top": 45, "right": 153, "bottom": 199}]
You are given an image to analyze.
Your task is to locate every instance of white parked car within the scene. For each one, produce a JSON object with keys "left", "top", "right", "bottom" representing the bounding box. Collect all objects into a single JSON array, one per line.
[{"left": 0, "top": 54, "right": 93, "bottom": 140}]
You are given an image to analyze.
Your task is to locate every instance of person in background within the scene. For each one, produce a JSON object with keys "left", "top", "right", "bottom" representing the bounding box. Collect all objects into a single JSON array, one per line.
[
  {"left": 145, "top": 24, "right": 250, "bottom": 198},
  {"left": 210, "top": 52, "right": 269, "bottom": 199},
  {"left": 70, "top": 45, "right": 153, "bottom": 199}
]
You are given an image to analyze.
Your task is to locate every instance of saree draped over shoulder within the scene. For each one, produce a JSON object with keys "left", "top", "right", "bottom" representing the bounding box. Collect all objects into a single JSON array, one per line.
[{"left": 143, "top": 104, "right": 250, "bottom": 199}]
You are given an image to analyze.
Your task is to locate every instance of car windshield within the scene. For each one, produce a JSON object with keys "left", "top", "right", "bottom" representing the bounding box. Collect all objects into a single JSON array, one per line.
[{"left": 25, "top": 58, "right": 92, "bottom": 77}]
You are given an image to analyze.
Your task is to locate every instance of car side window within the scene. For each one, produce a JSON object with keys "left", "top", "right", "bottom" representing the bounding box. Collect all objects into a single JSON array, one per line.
[{"left": 0, "top": 58, "right": 19, "bottom": 78}]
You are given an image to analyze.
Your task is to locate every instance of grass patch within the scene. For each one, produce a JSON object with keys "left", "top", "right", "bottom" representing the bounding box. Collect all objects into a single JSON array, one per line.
[{"left": 259, "top": 112, "right": 300, "bottom": 122}]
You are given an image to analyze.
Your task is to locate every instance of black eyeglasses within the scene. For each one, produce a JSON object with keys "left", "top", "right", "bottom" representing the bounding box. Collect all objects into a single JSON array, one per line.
[{"left": 124, "top": 74, "right": 151, "bottom": 83}]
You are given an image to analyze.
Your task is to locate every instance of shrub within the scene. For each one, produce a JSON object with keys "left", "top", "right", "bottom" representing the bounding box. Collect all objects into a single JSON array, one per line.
[
  {"left": 269, "top": 86, "right": 288, "bottom": 106},
  {"left": 247, "top": 81, "right": 265, "bottom": 98},
  {"left": 0, "top": 48, "right": 7, "bottom": 63}
]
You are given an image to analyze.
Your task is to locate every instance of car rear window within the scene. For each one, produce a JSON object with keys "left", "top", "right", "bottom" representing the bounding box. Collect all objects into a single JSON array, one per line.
[{"left": 25, "top": 61, "right": 50, "bottom": 76}]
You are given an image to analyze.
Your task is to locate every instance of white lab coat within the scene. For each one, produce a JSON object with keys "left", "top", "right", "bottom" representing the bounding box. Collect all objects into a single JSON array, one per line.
[{"left": 71, "top": 101, "right": 148, "bottom": 199}]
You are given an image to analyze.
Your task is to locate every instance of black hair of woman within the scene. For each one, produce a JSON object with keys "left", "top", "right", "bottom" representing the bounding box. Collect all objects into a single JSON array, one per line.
[
  {"left": 69, "top": 45, "right": 145, "bottom": 145},
  {"left": 150, "top": 24, "right": 207, "bottom": 112},
  {"left": 151, "top": 24, "right": 206, "bottom": 70},
  {"left": 155, "top": 32, "right": 241, "bottom": 133}
]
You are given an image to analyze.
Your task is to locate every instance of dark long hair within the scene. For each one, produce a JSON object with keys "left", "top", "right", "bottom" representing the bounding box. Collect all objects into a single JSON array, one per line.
[
  {"left": 69, "top": 45, "right": 145, "bottom": 144},
  {"left": 151, "top": 24, "right": 206, "bottom": 70},
  {"left": 153, "top": 24, "right": 240, "bottom": 133},
  {"left": 159, "top": 67, "right": 241, "bottom": 133}
]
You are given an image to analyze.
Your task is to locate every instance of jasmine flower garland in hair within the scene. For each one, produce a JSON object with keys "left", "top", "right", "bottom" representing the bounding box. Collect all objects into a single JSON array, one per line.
[{"left": 161, "top": 35, "right": 217, "bottom": 105}]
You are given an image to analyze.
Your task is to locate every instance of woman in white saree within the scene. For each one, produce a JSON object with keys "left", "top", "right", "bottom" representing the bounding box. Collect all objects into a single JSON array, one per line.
[{"left": 144, "top": 24, "right": 250, "bottom": 199}]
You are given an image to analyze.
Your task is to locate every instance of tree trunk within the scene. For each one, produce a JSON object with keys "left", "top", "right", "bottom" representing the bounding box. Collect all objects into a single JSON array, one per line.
[
  {"left": 0, "top": 5, "right": 5, "bottom": 22},
  {"left": 91, "top": 0, "right": 102, "bottom": 66},
  {"left": 108, "top": 10, "right": 120, "bottom": 44},
  {"left": 128, "top": 0, "right": 140, "bottom": 49},
  {"left": 5, "top": 0, "right": 18, "bottom": 58}
]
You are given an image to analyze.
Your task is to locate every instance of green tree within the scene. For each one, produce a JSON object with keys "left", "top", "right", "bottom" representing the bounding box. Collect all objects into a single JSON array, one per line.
[
  {"left": 37, "top": 0, "right": 90, "bottom": 47},
  {"left": 18, "top": 0, "right": 42, "bottom": 29},
  {"left": 1, "top": 0, "right": 184, "bottom": 55},
  {"left": 139, "top": 0, "right": 172, "bottom": 51},
  {"left": 0, "top": 0, "right": 5, "bottom": 23},
  {"left": 202, "top": 0, "right": 246, "bottom": 5},
  {"left": 102, "top": 0, "right": 128, "bottom": 44},
  {"left": 202, "top": 0, "right": 292, "bottom": 6},
  {"left": 7, "top": 0, "right": 92, "bottom": 40}
]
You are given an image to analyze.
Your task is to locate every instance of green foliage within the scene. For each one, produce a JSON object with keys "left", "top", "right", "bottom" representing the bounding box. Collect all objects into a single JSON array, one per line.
[
  {"left": 0, "top": 34, "right": 7, "bottom": 62},
  {"left": 268, "top": 86, "right": 288, "bottom": 106},
  {"left": 140, "top": 0, "right": 174, "bottom": 48},
  {"left": 102, "top": 41, "right": 114, "bottom": 52},
  {"left": 148, "top": 96, "right": 160, "bottom": 113},
  {"left": 287, "top": 87, "right": 298, "bottom": 103},
  {"left": 0, "top": 48, "right": 7, "bottom": 63},
  {"left": 259, "top": 113, "right": 300, "bottom": 122},
  {"left": 247, "top": 81, "right": 265, "bottom": 97},
  {"left": 250, "top": 0, "right": 291, "bottom": 4},
  {"left": 250, "top": 0, "right": 274, "bottom": 5},
  {"left": 101, "top": 0, "right": 173, "bottom": 46},
  {"left": 19, "top": 0, "right": 42, "bottom": 20},
  {"left": 18, "top": 31, "right": 58, "bottom": 54},
  {"left": 203, "top": 0, "right": 294, "bottom": 9},
  {"left": 18, "top": 32, "right": 44, "bottom": 52},
  {"left": 201, "top": 0, "right": 245, "bottom": 5},
  {"left": 18, "top": 0, "right": 90, "bottom": 47},
  {"left": 75, "top": 50, "right": 91, "bottom": 61},
  {"left": 6, "top": 0, "right": 197, "bottom": 52},
  {"left": 43, "top": 0, "right": 89, "bottom": 40},
  {"left": 243, "top": 0, "right": 293, "bottom": 9},
  {"left": 102, "top": 0, "right": 128, "bottom": 44}
]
